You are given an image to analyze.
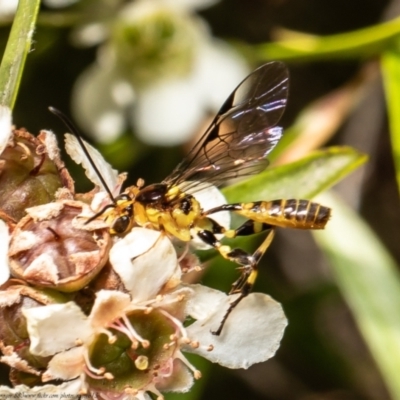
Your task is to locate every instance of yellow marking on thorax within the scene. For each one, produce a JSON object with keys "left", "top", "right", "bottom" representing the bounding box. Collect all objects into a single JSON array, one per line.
[
  {"left": 173, "top": 197, "right": 201, "bottom": 226},
  {"left": 127, "top": 184, "right": 204, "bottom": 242},
  {"left": 133, "top": 201, "right": 150, "bottom": 227}
]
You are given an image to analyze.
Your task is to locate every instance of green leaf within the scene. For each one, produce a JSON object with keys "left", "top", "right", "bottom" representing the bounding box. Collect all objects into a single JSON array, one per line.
[
  {"left": 223, "top": 146, "right": 367, "bottom": 203},
  {"left": 314, "top": 193, "right": 400, "bottom": 400},
  {"left": 0, "top": 0, "right": 41, "bottom": 109},
  {"left": 255, "top": 16, "right": 400, "bottom": 61},
  {"left": 381, "top": 48, "right": 400, "bottom": 196}
]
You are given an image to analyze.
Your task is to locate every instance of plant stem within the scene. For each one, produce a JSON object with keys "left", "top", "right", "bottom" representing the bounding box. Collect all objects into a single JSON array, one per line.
[{"left": 0, "top": 0, "right": 41, "bottom": 109}]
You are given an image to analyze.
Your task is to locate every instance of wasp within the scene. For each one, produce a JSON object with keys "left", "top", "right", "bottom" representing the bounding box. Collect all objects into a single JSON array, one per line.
[{"left": 50, "top": 61, "right": 330, "bottom": 335}]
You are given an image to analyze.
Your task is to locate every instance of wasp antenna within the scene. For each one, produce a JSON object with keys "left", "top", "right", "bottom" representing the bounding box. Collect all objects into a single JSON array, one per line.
[{"left": 48, "top": 106, "right": 116, "bottom": 204}]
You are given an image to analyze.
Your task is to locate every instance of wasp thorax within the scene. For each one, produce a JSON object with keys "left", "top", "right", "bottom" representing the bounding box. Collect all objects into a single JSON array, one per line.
[
  {"left": 8, "top": 200, "right": 111, "bottom": 292},
  {"left": 136, "top": 183, "right": 168, "bottom": 204},
  {"left": 0, "top": 129, "right": 73, "bottom": 223}
]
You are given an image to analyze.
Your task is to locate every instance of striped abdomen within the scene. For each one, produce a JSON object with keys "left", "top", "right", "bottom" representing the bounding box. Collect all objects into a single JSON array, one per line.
[{"left": 237, "top": 199, "right": 331, "bottom": 229}]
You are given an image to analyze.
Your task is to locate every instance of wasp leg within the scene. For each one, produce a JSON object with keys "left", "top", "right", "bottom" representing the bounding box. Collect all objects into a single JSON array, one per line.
[
  {"left": 196, "top": 217, "right": 275, "bottom": 335},
  {"left": 222, "top": 219, "right": 274, "bottom": 293},
  {"left": 212, "top": 292, "right": 246, "bottom": 336},
  {"left": 211, "top": 228, "right": 275, "bottom": 336},
  {"left": 202, "top": 218, "right": 274, "bottom": 292}
]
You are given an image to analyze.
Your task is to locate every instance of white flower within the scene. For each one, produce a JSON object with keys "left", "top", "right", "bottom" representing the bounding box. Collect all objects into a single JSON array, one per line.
[
  {"left": 21, "top": 228, "right": 287, "bottom": 399},
  {"left": 21, "top": 230, "right": 192, "bottom": 397},
  {"left": 184, "top": 285, "right": 287, "bottom": 368},
  {"left": 72, "top": 0, "right": 249, "bottom": 146},
  {"left": 0, "top": 0, "right": 18, "bottom": 17},
  {"left": 0, "top": 0, "right": 78, "bottom": 17},
  {"left": 0, "top": 127, "right": 287, "bottom": 398},
  {"left": 0, "top": 106, "right": 12, "bottom": 156},
  {"left": 65, "top": 132, "right": 119, "bottom": 193}
]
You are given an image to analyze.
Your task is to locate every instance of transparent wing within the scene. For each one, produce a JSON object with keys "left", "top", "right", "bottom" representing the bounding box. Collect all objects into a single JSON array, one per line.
[{"left": 163, "top": 61, "right": 289, "bottom": 193}]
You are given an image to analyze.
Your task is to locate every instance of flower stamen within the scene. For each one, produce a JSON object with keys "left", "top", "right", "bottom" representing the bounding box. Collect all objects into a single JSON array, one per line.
[
  {"left": 158, "top": 309, "right": 188, "bottom": 340},
  {"left": 16, "top": 141, "right": 31, "bottom": 158},
  {"left": 144, "top": 384, "right": 164, "bottom": 400},
  {"left": 83, "top": 350, "right": 109, "bottom": 379},
  {"left": 84, "top": 365, "right": 106, "bottom": 380},
  {"left": 175, "top": 351, "right": 202, "bottom": 379},
  {"left": 177, "top": 242, "right": 189, "bottom": 263},
  {"left": 108, "top": 319, "right": 139, "bottom": 349},
  {"left": 108, "top": 316, "right": 150, "bottom": 348},
  {"left": 98, "top": 328, "right": 117, "bottom": 344}
]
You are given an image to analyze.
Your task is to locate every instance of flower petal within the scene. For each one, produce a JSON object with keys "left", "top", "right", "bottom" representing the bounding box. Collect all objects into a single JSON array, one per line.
[
  {"left": 0, "top": 219, "right": 10, "bottom": 285},
  {"left": 89, "top": 289, "right": 131, "bottom": 330},
  {"left": 23, "top": 302, "right": 92, "bottom": 357},
  {"left": 185, "top": 285, "right": 287, "bottom": 369},
  {"left": 0, "top": 0, "right": 18, "bottom": 17},
  {"left": 0, "top": 380, "right": 82, "bottom": 399},
  {"left": 0, "top": 345, "right": 40, "bottom": 376},
  {"left": 132, "top": 75, "right": 204, "bottom": 146},
  {"left": 0, "top": 106, "right": 12, "bottom": 156},
  {"left": 193, "top": 40, "right": 249, "bottom": 111},
  {"left": 65, "top": 133, "right": 119, "bottom": 192},
  {"left": 110, "top": 228, "right": 180, "bottom": 302},
  {"left": 156, "top": 358, "right": 194, "bottom": 393},
  {"left": 72, "top": 22, "right": 109, "bottom": 47},
  {"left": 43, "top": 346, "right": 84, "bottom": 381},
  {"left": 183, "top": 284, "right": 224, "bottom": 320},
  {"left": 72, "top": 63, "right": 134, "bottom": 143}
]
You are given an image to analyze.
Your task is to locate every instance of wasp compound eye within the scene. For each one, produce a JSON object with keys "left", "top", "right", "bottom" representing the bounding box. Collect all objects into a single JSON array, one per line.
[{"left": 112, "top": 215, "right": 131, "bottom": 234}]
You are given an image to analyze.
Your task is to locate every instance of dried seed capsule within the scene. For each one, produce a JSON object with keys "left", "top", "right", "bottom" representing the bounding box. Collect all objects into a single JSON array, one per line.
[
  {"left": 0, "top": 129, "right": 74, "bottom": 222},
  {"left": 8, "top": 200, "right": 111, "bottom": 292}
]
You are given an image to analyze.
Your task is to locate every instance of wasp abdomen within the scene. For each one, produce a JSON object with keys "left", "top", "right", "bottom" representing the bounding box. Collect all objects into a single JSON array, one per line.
[{"left": 238, "top": 199, "right": 331, "bottom": 229}]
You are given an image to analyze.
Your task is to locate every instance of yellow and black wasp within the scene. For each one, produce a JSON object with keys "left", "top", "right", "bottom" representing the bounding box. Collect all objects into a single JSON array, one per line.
[{"left": 50, "top": 61, "right": 330, "bottom": 335}]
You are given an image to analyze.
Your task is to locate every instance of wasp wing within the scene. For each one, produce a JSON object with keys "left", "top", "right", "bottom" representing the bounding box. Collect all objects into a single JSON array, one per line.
[{"left": 163, "top": 61, "right": 289, "bottom": 193}]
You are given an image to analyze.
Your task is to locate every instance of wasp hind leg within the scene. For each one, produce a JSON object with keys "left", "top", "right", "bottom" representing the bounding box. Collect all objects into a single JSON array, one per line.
[
  {"left": 196, "top": 218, "right": 275, "bottom": 335},
  {"left": 223, "top": 220, "right": 275, "bottom": 292},
  {"left": 214, "top": 227, "right": 275, "bottom": 335}
]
